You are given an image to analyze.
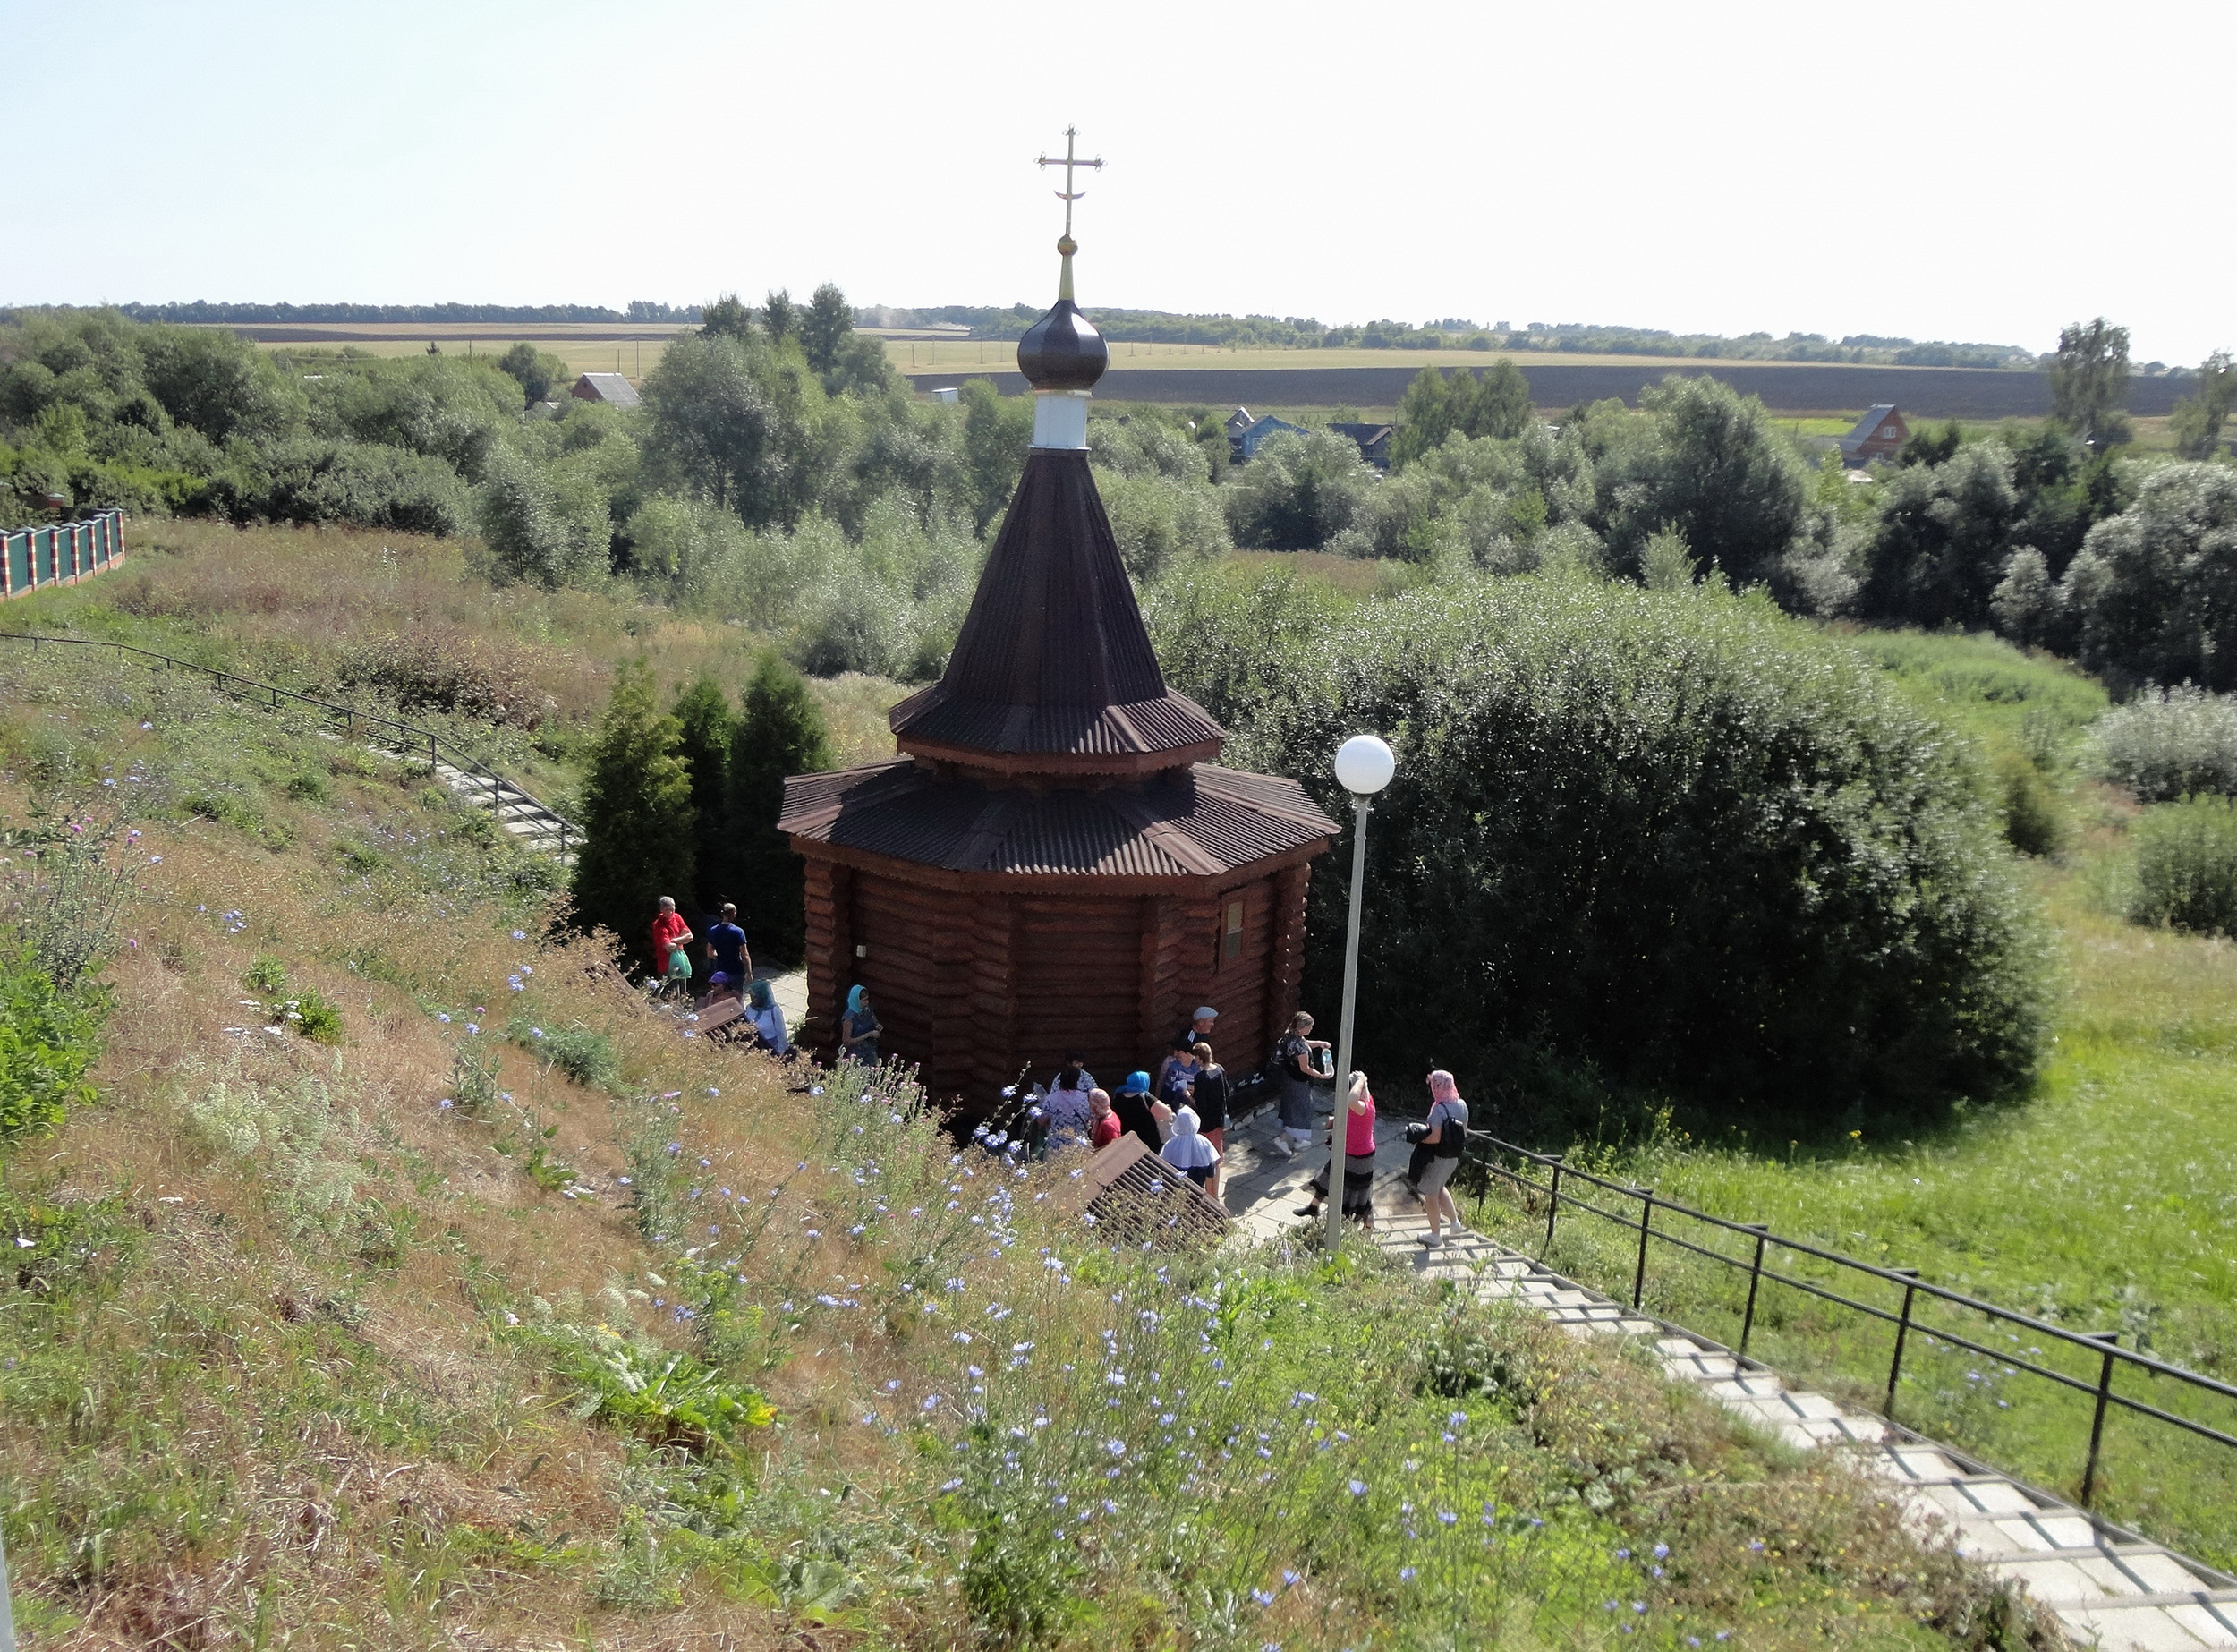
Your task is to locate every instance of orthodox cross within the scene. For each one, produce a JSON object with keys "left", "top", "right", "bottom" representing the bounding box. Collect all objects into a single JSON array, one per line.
[{"left": 1036, "top": 126, "right": 1103, "bottom": 243}]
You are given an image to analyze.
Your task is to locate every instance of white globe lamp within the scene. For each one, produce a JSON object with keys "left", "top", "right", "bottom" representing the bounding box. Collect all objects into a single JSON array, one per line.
[
  {"left": 1334, "top": 733, "right": 1395, "bottom": 796},
  {"left": 1323, "top": 732, "right": 1394, "bottom": 1252}
]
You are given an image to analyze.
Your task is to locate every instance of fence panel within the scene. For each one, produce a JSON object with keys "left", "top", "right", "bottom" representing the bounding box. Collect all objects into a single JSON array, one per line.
[{"left": 2, "top": 511, "right": 125, "bottom": 599}]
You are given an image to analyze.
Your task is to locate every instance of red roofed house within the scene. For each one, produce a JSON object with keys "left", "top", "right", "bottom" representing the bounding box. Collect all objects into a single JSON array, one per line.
[
  {"left": 1839, "top": 404, "right": 1908, "bottom": 467},
  {"left": 778, "top": 242, "right": 1337, "bottom": 1106}
]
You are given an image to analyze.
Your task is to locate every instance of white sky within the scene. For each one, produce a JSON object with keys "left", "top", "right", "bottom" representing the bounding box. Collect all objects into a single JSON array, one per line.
[{"left": 7, "top": 0, "right": 2231, "bottom": 364}]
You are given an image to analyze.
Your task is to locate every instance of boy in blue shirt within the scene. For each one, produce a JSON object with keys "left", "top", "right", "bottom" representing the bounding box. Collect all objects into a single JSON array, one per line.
[{"left": 705, "top": 903, "right": 751, "bottom": 989}]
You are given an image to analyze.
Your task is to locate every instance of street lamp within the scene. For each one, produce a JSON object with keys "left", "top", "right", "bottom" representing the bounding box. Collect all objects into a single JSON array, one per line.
[{"left": 1325, "top": 734, "right": 1394, "bottom": 1252}]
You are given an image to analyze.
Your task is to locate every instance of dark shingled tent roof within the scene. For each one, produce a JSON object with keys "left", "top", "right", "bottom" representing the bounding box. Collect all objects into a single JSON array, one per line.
[
  {"left": 887, "top": 448, "right": 1224, "bottom": 762},
  {"left": 782, "top": 760, "right": 1332, "bottom": 878}
]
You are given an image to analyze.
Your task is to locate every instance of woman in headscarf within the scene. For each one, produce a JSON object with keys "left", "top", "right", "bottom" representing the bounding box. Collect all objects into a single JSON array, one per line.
[
  {"left": 745, "top": 977, "right": 791, "bottom": 1055},
  {"left": 1416, "top": 1069, "right": 1470, "bottom": 1248},
  {"left": 1112, "top": 1070, "right": 1164, "bottom": 1154},
  {"left": 1043, "top": 1052, "right": 1095, "bottom": 1152},
  {"left": 1159, "top": 1104, "right": 1222, "bottom": 1196},
  {"left": 839, "top": 985, "right": 880, "bottom": 1064},
  {"left": 1297, "top": 1070, "right": 1378, "bottom": 1231}
]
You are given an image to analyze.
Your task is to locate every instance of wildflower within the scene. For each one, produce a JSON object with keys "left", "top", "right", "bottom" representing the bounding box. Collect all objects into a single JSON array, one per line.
[
  {"left": 1438, "top": 1510, "right": 1457, "bottom": 1526},
  {"left": 885, "top": 1379, "right": 902, "bottom": 1392},
  {"left": 532, "top": 1027, "right": 545, "bottom": 1039},
  {"left": 1653, "top": 1544, "right": 1670, "bottom": 1560},
  {"left": 465, "top": 1023, "right": 479, "bottom": 1035},
  {"left": 1103, "top": 1439, "right": 1126, "bottom": 1458},
  {"left": 617, "top": 1176, "right": 632, "bottom": 1186},
  {"left": 707, "top": 1087, "right": 720, "bottom": 1097},
  {"left": 1251, "top": 1589, "right": 1276, "bottom": 1607},
  {"left": 1348, "top": 1479, "right": 1367, "bottom": 1497},
  {"left": 1281, "top": 1569, "right": 1300, "bottom": 1586},
  {"left": 940, "top": 1477, "right": 964, "bottom": 1491},
  {"left": 511, "top": 930, "right": 525, "bottom": 941},
  {"left": 438, "top": 1098, "right": 454, "bottom": 1110},
  {"left": 921, "top": 1395, "right": 940, "bottom": 1411},
  {"left": 1399, "top": 1567, "right": 1417, "bottom": 1583},
  {"left": 438, "top": 1012, "right": 452, "bottom": 1025}
]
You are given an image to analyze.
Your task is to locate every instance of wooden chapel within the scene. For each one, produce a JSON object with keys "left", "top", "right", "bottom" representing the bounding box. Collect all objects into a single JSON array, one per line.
[{"left": 776, "top": 221, "right": 1337, "bottom": 1108}]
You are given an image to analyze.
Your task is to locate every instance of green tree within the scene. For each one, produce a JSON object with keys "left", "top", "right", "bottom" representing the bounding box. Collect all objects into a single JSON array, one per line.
[
  {"left": 673, "top": 674, "right": 737, "bottom": 915},
  {"left": 802, "top": 284, "right": 853, "bottom": 374},
  {"left": 1390, "top": 362, "right": 1534, "bottom": 467},
  {"left": 2048, "top": 317, "right": 2131, "bottom": 450},
  {"left": 1857, "top": 442, "right": 2025, "bottom": 628},
  {"left": 1217, "top": 576, "right": 2050, "bottom": 1130},
  {"left": 701, "top": 293, "right": 755, "bottom": 340},
  {"left": 727, "top": 653, "right": 832, "bottom": 963},
  {"left": 962, "top": 379, "right": 1033, "bottom": 530},
  {"left": 1898, "top": 421, "right": 1962, "bottom": 467},
  {"left": 637, "top": 330, "right": 808, "bottom": 526},
  {"left": 475, "top": 446, "right": 610, "bottom": 587},
  {"left": 762, "top": 289, "right": 798, "bottom": 345},
  {"left": 2061, "top": 463, "right": 2237, "bottom": 693},
  {"left": 570, "top": 662, "right": 697, "bottom": 973},
  {"left": 1621, "top": 374, "right": 1809, "bottom": 587},
  {"left": 1222, "top": 427, "right": 1379, "bottom": 550},
  {"left": 2170, "top": 350, "right": 2233, "bottom": 460},
  {"left": 497, "top": 341, "right": 569, "bottom": 404}
]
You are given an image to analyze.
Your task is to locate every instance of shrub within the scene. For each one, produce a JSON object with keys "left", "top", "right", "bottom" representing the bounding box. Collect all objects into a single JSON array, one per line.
[
  {"left": 727, "top": 652, "right": 832, "bottom": 962},
  {"left": 1995, "top": 748, "right": 2065, "bottom": 857},
  {"left": 285, "top": 988, "right": 344, "bottom": 1045},
  {"left": 244, "top": 954, "right": 289, "bottom": 995},
  {"left": 0, "top": 940, "right": 104, "bottom": 1141},
  {"left": 2093, "top": 685, "right": 2237, "bottom": 802},
  {"left": 1201, "top": 576, "right": 2049, "bottom": 1130},
  {"left": 335, "top": 629, "right": 549, "bottom": 728},
  {"left": 2128, "top": 796, "right": 2237, "bottom": 936},
  {"left": 511, "top": 1018, "right": 619, "bottom": 1092},
  {"left": 1, "top": 808, "right": 140, "bottom": 993},
  {"left": 2062, "top": 463, "right": 2237, "bottom": 693},
  {"left": 569, "top": 661, "right": 695, "bottom": 972},
  {"left": 476, "top": 445, "right": 612, "bottom": 589},
  {"left": 1224, "top": 428, "right": 1379, "bottom": 550},
  {"left": 229, "top": 437, "right": 472, "bottom": 536}
]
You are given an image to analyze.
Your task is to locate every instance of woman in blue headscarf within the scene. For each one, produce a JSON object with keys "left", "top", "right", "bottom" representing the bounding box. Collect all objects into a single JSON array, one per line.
[
  {"left": 746, "top": 976, "right": 792, "bottom": 1055},
  {"left": 840, "top": 985, "right": 880, "bottom": 1064}
]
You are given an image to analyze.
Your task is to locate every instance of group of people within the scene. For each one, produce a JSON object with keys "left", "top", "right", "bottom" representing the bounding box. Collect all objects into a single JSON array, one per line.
[
  {"left": 1018, "top": 1005, "right": 1477, "bottom": 1245},
  {"left": 649, "top": 896, "right": 791, "bottom": 1055}
]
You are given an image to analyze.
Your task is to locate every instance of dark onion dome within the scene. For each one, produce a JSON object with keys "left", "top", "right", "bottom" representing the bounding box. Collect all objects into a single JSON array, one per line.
[{"left": 1016, "top": 250, "right": 1107, "bottom": 391}]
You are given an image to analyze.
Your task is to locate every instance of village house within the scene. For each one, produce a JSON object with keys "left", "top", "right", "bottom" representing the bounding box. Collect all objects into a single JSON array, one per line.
[
  {"left": 1839, "top": 404, "right": 1907, "bottom": 467},
  {"left": 570, "top": 371, "right": 641, "bottom": 409}
]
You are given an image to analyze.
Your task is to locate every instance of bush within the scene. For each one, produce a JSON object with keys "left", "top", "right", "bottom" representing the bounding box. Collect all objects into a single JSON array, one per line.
[
  {"left": 570, "top": 662, "right": 695, "bottom": 972},
  {"left": 476, "top": 445, "right": 612, "bottom": 589},
  {"left": 2128, "top": 796, "right": 2237, "bottom": 936},
  {"left": 1197, "top": 576, "right": 2049, "bottom": 1130},
  {"left": 284, "top": 989, "right": 344, "bottom": 1045},
  {"left": 511, "top": 1018, "right": 619, "bottom": 1092},
  {"left": 1223, "top": 428, "right": 1379, "bottom": 550},
  {"left": 1995, "top": 748, "right": 2065, "bottom": 857},
  {"left": 0, "top": 940, "right": 104, "bottom": 1141},
  {"left": 2062, "top": 463, "right": 2237, "bottom": 693},
  {"left": 2092, "top": 685, "right": 2237, "bottom": 802}
]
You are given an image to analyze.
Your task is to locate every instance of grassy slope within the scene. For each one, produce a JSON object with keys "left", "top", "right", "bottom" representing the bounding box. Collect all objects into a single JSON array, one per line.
[
  {"left": 0, "top": 532, "right": 2042, "bottom": 1650},
  {"left": 1459, "top": 632, "right": 2237, "bottom": 1569}
]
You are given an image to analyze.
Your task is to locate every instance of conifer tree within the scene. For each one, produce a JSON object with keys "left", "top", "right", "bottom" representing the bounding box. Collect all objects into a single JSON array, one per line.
[
  {"left": 671, "top": 673, "right": 736, "bottom": 915},
  {"left": 727, "top": 652, "right": 832, "bottom": 962},
  {"left": 570, "top": 661, "right": 695, "bottom": 973}
]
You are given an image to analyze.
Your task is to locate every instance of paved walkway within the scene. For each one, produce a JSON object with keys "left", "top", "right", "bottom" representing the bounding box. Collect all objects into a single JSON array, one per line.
[{"left": 1221, "top": 1108, "right": 2237, "bottom": 1652}]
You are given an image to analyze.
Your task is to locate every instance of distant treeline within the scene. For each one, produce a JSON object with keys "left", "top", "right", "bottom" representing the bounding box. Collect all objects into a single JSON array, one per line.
[
  {"left": 101, "top": 301, "right": 705, "bottom": 326},
  {"left": 869, "top": 305, "right": 2060, "bottom": 368}
]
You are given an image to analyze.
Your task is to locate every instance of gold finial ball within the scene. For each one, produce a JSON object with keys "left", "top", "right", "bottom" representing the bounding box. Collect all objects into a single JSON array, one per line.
[{"left": 1056, "top": 234, "right": 1077, "bottom": 257}]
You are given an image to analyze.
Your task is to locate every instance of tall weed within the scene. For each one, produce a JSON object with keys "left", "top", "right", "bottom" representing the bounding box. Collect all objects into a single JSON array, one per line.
[
  {"left": 2129, "top": 796, "right": 2237, "bottom": 935},
  {"left": 2094, "top": 685, "right": 2237, "bottom": 802}
]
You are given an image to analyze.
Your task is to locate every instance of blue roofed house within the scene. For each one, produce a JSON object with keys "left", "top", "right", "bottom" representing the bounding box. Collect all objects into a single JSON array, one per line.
[
  {"left": 1838, "top": 404, "right": 1907, "bottom": 468},
  {"left": 1233, "top": 414, "right": 1309, "bottom": 463}
]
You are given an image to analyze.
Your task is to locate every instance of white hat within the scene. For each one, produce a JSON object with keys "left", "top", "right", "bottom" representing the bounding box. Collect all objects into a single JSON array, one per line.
[{"left": 1193, "top": 1006, "right": 1219, "bottom": 1020}]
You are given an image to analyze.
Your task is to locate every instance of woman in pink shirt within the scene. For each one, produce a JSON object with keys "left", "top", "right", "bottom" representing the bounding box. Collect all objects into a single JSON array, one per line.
[{"left": 1297, "top": 1071, "right": 1378, "bottom": 1231}]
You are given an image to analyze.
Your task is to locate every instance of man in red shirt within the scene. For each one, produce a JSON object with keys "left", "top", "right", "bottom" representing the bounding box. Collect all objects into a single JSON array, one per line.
[{"left": 649, "top": 896, "right": 692, "bottom": 976}]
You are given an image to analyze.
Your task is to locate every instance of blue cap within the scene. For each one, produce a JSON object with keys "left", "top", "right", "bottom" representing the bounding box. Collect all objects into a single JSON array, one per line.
[{"left": 1121, "top": 1070, "right": 1151, "bottom": 1095}]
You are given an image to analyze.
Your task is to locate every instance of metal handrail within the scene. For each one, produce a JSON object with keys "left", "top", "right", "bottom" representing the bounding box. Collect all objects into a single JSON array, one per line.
[
  {"left": 1458, "top": 1127, "right": 2237, "bottom": 1512},
  {"left": 0, "top": 630, "right": 578, "bottom": 855}
]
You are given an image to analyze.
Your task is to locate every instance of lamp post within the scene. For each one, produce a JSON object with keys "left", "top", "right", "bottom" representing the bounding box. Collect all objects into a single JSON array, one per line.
[{"left": 1325, "top": 734, "right": 1394, "bottom": 1253}]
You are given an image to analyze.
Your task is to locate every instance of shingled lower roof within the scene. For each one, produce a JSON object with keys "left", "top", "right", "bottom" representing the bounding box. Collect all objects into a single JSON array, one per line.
[{"left": 778, "top": 760, "right": 1339, "bottom": 878}]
